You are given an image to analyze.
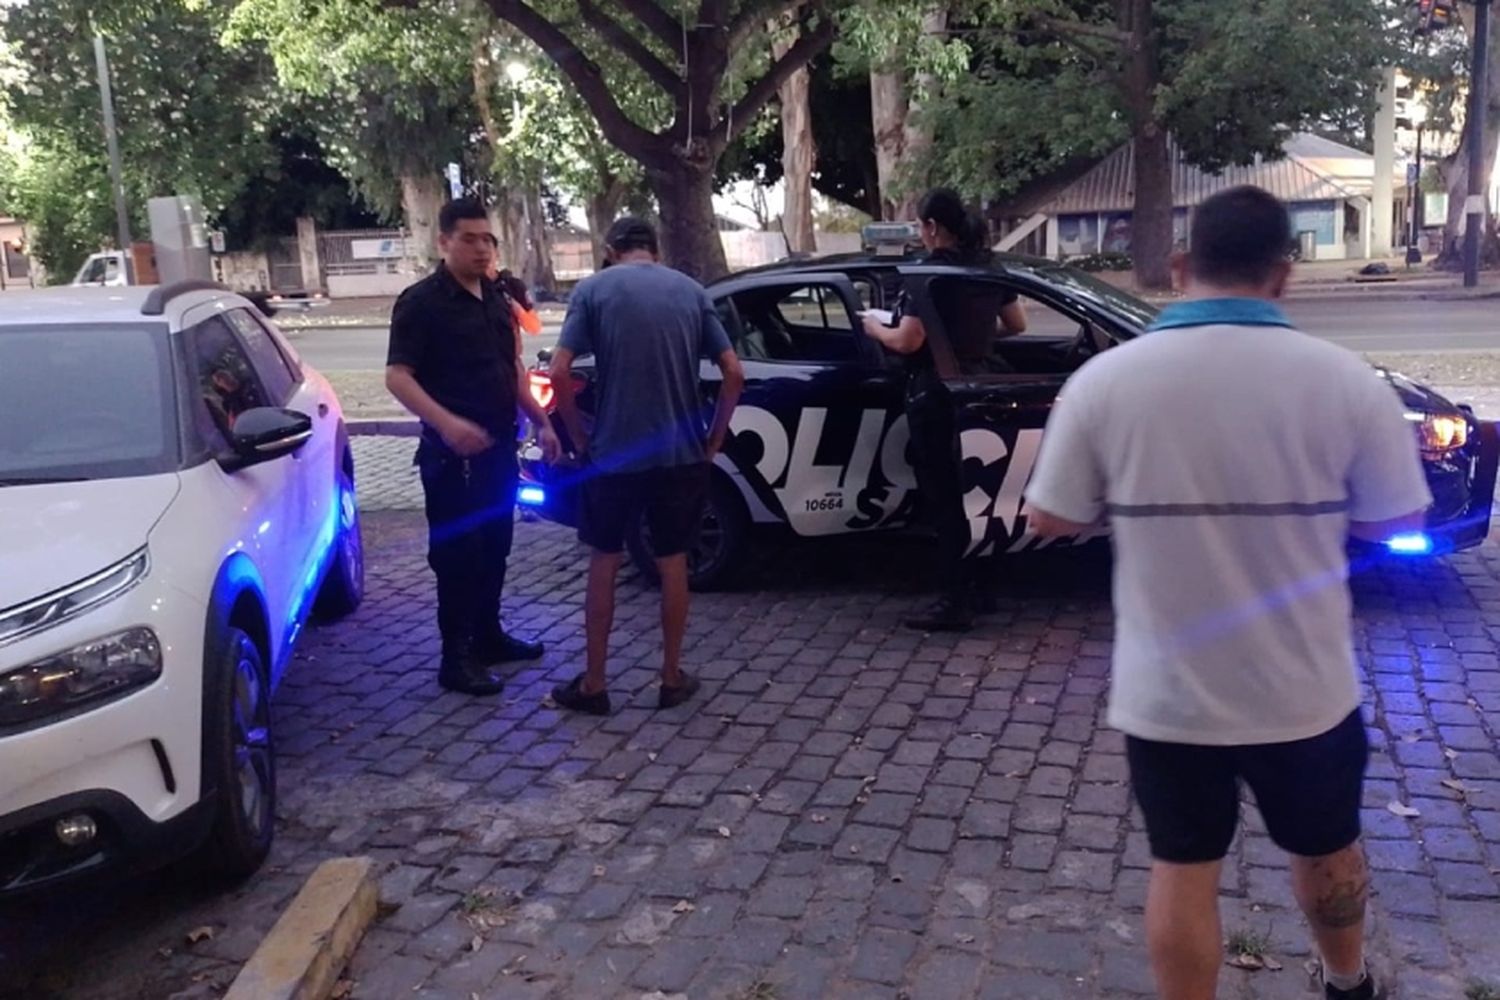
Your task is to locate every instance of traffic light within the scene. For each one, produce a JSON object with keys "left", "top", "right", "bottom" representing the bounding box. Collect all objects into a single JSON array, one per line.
[{"left": 1416, "top": 0, "right": 1458, "bottom": 35}]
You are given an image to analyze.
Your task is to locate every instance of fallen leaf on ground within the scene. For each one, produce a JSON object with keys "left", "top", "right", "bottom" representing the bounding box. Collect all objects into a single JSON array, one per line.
[
  {"left": 470, "top": 935, "right": 484, "bottom": 953},
  {"left": 647, "top": 752, "right": 658, "bottom": 762},
  {"left": 331, "top": 980, "right": 355, "bottom": 999},
  {"left": 541, "top": 696, "right": 557, "bottom": 709},
  {"left": 717, "top": 826, "right": 732, "bottom": 838},
  {"left": 1444, "top": 748, "right": 1461, "bottom": 761},
  {"left": 672, "top": 900, "right": 696, "bottom": 914},
  {"left": 810, "top": 814, "right": 828, "bottom": 824},
  {"left": 1402, "top": 731, "right": 1424, "bottom": 743},
  {"left": 1386, "top": 800, "right": 1421, "bottom": 818},
  {"left": 1227, "top": 954, "right": 1265, "bottom": 970},
  {"left": 185, "top": 926, "right": 215, "bottom": 945},
  {"left": 955, "top": 933, "right": 976, "bottom": 944},
  {"left": 594, "top": 865, "right": 607, "bottom": 877},
  {"left": 1263, "top": 957, "right": 1283, "bottom": 971},
  {"left": 848, "top": 845, "right": 861, "bottom": 855},
  {"left": 1442, "top": 779, "right": 1476, "bottom": 796},
  {"left": 156, "top": 947, "right": 173, "bottom": 959}
]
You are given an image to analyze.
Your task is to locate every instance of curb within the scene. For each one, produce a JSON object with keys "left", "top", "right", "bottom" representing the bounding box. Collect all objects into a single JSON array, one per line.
[
  {"left": 348, "top": 419, "right": 419, "bottom": 437},
  {"left": 223, "top": 856, "right": 379, "bottom": 1000}
]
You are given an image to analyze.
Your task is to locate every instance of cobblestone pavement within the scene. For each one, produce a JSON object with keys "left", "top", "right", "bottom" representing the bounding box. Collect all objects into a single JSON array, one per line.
[
  {"left": 352, "top": 435, "right": 425, "bottom": 511},
  {"left": 5, "top": 507, "right": 1500, "bottom": 999}
]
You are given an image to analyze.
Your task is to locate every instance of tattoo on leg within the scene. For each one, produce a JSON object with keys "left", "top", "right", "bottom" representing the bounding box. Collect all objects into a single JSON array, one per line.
[{"left": 1314, "top": 877, "right": 1369, "bottom": 929}]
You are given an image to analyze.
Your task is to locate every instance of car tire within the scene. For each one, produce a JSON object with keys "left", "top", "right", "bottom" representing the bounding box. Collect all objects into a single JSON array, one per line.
[
  {"left": 627, "top": 475, "right": 750, "bottom": 591},
  {"left": 315, "top": 464, "right": 364, "bottom": 620},
  {"left": 196, "top": 627, "right": 276, "bottom": 883}
]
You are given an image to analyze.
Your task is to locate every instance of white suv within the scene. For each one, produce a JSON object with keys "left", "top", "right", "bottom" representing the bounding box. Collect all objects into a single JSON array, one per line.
[{"left": 0, "top": 281, "right": 364, "bottom": 893}]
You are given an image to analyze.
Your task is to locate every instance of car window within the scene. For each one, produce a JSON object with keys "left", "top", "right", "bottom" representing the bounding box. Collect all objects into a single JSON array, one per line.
[
  {"left": 77, "top": 258, "right": 105, "bottom": 285},
  {"left": 225, "top": 308, "right": 298, "bottom": 404},
  {"left": 731, "top": 283, "right": 860, "bottom": 364},
  {"left": 0, "top": 323, "right": 177, "bottom": 481},
  {"left": 102, "top": 257, "right": 120, "bottom": 283},
  {"left": 190, "top": 315, "right": 270, "bottom": 437}
]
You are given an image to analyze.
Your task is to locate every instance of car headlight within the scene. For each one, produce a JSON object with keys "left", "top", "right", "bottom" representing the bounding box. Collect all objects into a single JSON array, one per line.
[
  {"left": 0, "top": 548, "right": 149, "bottom": 649},
  {"left": 0, "top": 627, "right": 162, "bottom": 730},
  {"left": 1410, "top": 412, "right": 1469, "bottom": 459}
]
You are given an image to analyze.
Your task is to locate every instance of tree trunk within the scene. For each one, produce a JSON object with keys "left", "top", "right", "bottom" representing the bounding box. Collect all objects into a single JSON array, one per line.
[
  {"left": 646, "top": 164, "right": 728, "bottom": 281},
  {"left": 400, "top": 173, "right": 444, "bottom": 267},
  {"left": 585, "top": 176, "right": 628, "bottom": 269},
  {"left": 1436, "top": 8, "right": 1500, "bottom": 269},
  {"left": 1119, "top": 0, "right": 1173, "bottom": 291},
  {"left": 870, "top": 67, "right": 908, "bottom": 221},
  {"left": 773, "top": 16, "right": 817, "bottom": 253},
  {"left": 526, "top": 187, "right": 557, "bottom": 292}
]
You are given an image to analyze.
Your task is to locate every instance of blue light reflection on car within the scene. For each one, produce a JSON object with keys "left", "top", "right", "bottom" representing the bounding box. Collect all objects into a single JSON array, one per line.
[{"left": 1386, "top": 532, "right": 1433, "bottom": 555}]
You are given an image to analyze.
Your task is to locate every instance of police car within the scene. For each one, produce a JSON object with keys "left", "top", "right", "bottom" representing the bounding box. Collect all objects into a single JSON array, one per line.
[
  {"left": 520, "top": 228, "right": 1497, "bottom": 589},
  {"left": 0, "top": 282, "right": 363, "bottom": 894}
]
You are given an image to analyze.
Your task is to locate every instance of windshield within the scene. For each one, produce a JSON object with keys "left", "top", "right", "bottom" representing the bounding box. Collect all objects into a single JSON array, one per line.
[
  {"left": 0, "top": 323, "right": 179, "bottom": 483},
  {"left": 1021, "top": 263, "right": 1161, "bottom": 333}
]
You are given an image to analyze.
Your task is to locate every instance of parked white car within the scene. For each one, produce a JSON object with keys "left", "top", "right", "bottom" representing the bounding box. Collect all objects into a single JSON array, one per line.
[{"left": 0, "top": 281, "right": 364, "bottom": 893}]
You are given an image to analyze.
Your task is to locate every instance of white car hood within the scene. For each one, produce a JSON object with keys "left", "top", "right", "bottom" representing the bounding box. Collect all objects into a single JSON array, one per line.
[{"left": 0, "top": 474, "right": 179, "bottom": 610}]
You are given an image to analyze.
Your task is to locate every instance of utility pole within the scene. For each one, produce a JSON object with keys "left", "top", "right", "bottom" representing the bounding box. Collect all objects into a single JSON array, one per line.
[
  {"left": 1464, "top": 0, "right": 1491, "bottom": 287},
  {"left": 93, "top": 33, "right": 132, "bottom": 259}
]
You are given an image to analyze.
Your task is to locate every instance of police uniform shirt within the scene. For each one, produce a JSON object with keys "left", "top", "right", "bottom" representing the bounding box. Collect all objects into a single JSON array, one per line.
[{"left": 387, "top": 263, "right": 518, "bottom": 445}]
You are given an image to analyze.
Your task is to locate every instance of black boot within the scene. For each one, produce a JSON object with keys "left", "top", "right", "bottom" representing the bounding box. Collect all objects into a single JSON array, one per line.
[
  {"left": 904, "top": 593, "right": 975, "bottom": 632},
  {"left": 473, "top": 629, "right": 545, "bottom": 664},
  {"left": 437, "top": 644, "right": 505, "bottom": 695}
]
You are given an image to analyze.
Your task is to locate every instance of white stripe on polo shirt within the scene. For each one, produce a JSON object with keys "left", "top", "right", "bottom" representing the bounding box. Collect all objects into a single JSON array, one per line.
[{"left": 1025, "top": 298, "right": 1432, "bottom": 746}]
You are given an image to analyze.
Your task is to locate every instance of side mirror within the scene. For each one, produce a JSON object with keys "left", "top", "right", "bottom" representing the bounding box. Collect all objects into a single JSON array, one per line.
[
  {"left": 220, "top": 407, "right": 312, "bottom": 470},
  {"left": 536, "top": 347, "right": 554, "bottom": 365}
]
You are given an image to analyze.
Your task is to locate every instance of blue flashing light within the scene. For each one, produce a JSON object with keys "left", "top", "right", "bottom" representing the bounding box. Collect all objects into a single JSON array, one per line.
[
  {"left": 518, "top": 485, "right": 546, "bottom": 506},
  {"left": 1386, "top": 532, "right": 1433, "bottom": 556}
]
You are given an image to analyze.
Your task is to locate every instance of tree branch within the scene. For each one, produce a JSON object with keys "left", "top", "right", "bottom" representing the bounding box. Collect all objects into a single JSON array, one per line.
[
  {"left": 1033, "top": 14, "right": 1130, "bottom": 48},
  {"left": 728, "top": 0, "right": 809, "bottom": 50},
  {"left": 481, "top": 0, "right": 671, "bottom": 169},
  {"left": 611, "top": 0, "right": 683, "bottom": 49},
  {"left": 721, "top": 14, "right": 834, "bottom": 145},
  {"left": 578, "top": 0, "right": 682, "bottom": 95}
]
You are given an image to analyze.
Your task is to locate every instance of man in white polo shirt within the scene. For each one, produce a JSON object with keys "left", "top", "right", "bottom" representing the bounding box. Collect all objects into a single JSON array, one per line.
[{"left": 1025, "top": 186, "right": 1430, "bottom": 1000}]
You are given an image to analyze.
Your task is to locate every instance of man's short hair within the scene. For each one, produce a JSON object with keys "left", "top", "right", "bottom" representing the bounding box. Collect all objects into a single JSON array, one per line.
[
  {"left": 439, "top": 198, "right": 489, "bottom": 236},
  {"left": 1188, "top": 186, "right": 1292, "bottom": 287},
  {"left": 605, "top": 216, "right": 658, "bottom": 255}
]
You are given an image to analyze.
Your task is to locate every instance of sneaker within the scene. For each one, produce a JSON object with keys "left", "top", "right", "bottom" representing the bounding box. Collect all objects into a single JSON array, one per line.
[
  {"left": 904, "top": 595, "right": 974, "bottom": 633},
  {"left": 1324, "top": 973, "right": 1382, "bottom": 1000},
  {"left": 658, "top": 671, "right": 702, "bottom": 710},
  {"left": 437, "top": 656, "right": 505, "bottom": 696},
  {"left": 551, "top": 674, "right": 611, "bottom": 716},
  {"left": 475, "top": 630, "right": 545, "bottom": 664}
]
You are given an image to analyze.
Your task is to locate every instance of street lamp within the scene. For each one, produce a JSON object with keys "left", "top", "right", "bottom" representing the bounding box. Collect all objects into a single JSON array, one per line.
[{"left": 1406, "top": 100, "right": 1428, "bottom": 266}]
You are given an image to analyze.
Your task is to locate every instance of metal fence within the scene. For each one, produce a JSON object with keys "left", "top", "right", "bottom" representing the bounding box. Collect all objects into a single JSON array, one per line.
[{"left": 318, "top": 228, "right": 416, "bottom": 277}]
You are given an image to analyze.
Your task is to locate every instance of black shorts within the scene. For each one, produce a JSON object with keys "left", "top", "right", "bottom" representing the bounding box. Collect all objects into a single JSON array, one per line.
[
  {"left": 580, "top": 463, "right": 709, "bottom": 557},
  {"left": 1126, "top": 710, "right": 1369, "bottom": 863}
]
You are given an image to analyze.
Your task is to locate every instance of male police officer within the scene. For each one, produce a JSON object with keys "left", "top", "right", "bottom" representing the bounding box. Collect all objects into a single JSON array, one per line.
[{"left": 386, "top": 199, "right": 560, "bottom": 695}]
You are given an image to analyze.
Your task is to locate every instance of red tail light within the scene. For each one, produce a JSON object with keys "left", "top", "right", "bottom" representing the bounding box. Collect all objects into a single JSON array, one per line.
[
  {"left": 528, "top": 369, "right": 586, "bottom": 413},
  {"left": 528, "top": 370, "right": 554, "bottom": 410}
]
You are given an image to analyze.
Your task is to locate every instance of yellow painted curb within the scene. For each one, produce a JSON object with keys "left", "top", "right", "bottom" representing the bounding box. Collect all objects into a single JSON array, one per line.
[{"left": 224, "top": 856, "right": 379, "bottom": 1000}]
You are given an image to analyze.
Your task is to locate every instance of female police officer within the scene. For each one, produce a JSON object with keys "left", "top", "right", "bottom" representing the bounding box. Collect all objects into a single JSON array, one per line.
[{"left": 861, "top": 188, "right": 1025, "bottom": 632}]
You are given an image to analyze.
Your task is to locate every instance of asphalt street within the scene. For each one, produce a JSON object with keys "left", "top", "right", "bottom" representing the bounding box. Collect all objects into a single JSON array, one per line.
[{"left": 284, "top": 297, "right": 1497, "bottom": 373}]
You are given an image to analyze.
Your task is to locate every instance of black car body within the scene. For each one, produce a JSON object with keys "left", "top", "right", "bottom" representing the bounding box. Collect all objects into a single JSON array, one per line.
[{"left": 519, "top": 252, "right": 1498, "bottom": 588}]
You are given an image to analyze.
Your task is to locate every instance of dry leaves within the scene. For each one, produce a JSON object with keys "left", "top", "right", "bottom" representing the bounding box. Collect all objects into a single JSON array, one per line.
[
  {"left": 1226, "top": 954, "right": 1282, "bottom": 972},
  {"left": 593, "top": 864, "right": 608, "bottom": 877},
  {"left": 955, "top": 933, "right": 977, "bottom": 944},
  {"left": 185, "top": 926, "right": 215, "bottom": 945},
  {"left": 1442, "top": 778, "right": 1476, "bottom": 797},
  {"left": 717, "top": 826, "right": 732, "bottom": 839},
  {"left": 1386, "top": 800, "right": 1421, "bottom": 818},
  {"left": 810, "top": 814, "right": 829, "bottom": 824},
  {"left": 469, "top": 935, "right": 484, "bottom": 953},
  {"left": 330, "top": 979, "right": 356, "bottom": 999},
  {"left": 672, "top": 900, "right": 696, "bottom": 914}
]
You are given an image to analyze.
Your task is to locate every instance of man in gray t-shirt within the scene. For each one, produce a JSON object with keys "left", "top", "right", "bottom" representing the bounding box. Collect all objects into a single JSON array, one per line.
[{"left": 548, "top": 217, "right": 745, "bottom": 716}]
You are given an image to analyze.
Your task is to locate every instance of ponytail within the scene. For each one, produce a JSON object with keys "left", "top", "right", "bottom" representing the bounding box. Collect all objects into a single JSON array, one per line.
[{"left": 918, "top": 187, "right": 988, "bottom": 262}]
